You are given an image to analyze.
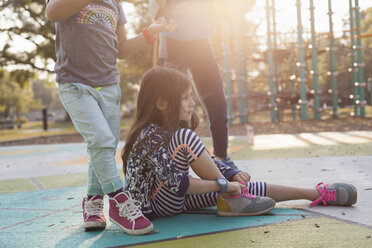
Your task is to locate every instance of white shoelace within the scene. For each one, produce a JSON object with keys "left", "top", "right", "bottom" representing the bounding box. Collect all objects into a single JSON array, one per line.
[
  {"left": 117, "top": 198, "right": 143, "bottom": 222},
  {"left": 85, "top": 198, "right": 104, "bottom": 217}
]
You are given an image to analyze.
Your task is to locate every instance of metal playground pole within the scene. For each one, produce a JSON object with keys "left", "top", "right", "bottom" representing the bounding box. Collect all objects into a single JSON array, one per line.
[
  {"left": 296, "top": 0, "right": 308, "bottom": 120},
  {"left": 354, "top": 0, "right": 367, "bottom": 117},
  {"left": 266, "top": 0, "right": 278, "bottom": 122},
  {"left": 327, "top": 0, "right": 339, "bottom": 117},
  {"left": 309, "top": 0, "right": 321, "bottom": 120}
]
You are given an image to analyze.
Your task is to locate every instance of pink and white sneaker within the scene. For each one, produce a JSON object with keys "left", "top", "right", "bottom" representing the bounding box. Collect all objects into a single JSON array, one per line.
[
  {"left": 109, "top": 192, "right": 153, "bottom": 235},
  {"left": 82, "top": 195, "right": 106, "bottom": 231}
]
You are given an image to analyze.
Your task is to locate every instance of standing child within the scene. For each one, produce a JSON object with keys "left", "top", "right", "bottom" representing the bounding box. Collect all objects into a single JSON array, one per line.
[
  {"left": 45, "top": 0, "right": 176, "bottom": 235},
  {"left": 122, "top": 67, "right": 357, "bottom": 220}
]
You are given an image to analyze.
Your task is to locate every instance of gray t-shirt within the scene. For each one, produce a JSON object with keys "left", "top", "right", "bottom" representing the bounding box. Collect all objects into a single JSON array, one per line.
[
  {"left": 53, "top": 0, "right": 126, "bottom": 87},
  {"left": 162, "top": 0, "right": 213, "bottom": 41}
]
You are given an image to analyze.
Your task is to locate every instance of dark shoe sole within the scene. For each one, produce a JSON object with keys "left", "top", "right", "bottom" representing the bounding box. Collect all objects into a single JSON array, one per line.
[
  {"left": 109, "top": 217, "right": 154, "bottom": 235},
  {"left": 84, "top": 221, "right": 106, "bottom": 231},
  {"left": 351, "top": 185, "right": 358, "bottom": 205}
]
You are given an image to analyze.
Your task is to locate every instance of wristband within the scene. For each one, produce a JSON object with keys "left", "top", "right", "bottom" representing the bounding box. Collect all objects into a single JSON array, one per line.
[
  {"left": 143, "top": 28, "right": 157, "bottom": 44},
  {"left": 216, "top": 178, "right": 228, "bottom": 193}
]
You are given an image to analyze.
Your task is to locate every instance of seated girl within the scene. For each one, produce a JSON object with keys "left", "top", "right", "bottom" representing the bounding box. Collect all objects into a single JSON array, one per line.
[{"left": 122, "top": 67, "right": 357, "bottom": 220}]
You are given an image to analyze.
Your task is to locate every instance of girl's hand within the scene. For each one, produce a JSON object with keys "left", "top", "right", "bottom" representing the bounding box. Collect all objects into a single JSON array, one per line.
[
  {"left": 225, "top": 181, "right": 245, "bottom": 195},
  {"left": 148, "top": 17, "right": 177, "bottom": 35},
  {"left": 231, "top": 171, "right": 251, "bottom": 185}
]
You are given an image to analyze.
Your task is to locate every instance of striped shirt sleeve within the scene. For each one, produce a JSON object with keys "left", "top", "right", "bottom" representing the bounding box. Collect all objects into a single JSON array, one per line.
[{"left": 169, "top": 128, "right": 206, "bottom": 165}]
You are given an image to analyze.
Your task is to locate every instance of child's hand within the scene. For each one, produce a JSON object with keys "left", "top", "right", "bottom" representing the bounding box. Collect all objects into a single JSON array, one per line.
[
  {"left": 225, "top": 181, "right": 245, "bottom": 195},
  {"left": 231, "top": 171, "right": 251, "bottom": 185},
  {"left": 148, "top": 17, "right": 177, "bottom": 35}
]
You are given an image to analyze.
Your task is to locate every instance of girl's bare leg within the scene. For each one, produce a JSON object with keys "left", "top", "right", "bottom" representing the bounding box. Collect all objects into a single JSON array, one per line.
[{"left": 266, "top": 184, "right": 321, "bottom": 202}]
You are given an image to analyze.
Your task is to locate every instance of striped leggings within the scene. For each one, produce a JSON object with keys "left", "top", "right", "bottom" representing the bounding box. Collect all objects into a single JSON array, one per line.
[{"left": 150, "top": 167, "right": 267, "bottom": 218}]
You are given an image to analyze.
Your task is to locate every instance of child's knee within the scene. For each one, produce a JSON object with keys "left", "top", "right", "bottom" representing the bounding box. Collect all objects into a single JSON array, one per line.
[{"left": 86, "top": 133, "right": 117, "bottom": 149}]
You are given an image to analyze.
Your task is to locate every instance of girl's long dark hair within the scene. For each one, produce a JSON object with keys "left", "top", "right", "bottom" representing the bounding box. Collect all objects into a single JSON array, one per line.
[{"left": 122, "top": 67, "right": 199, "bottom": 174}]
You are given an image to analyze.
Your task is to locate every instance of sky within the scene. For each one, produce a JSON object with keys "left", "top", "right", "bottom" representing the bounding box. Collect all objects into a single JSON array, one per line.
[{"left": 248, "top": 0, "right": 371, "bottom": 38}]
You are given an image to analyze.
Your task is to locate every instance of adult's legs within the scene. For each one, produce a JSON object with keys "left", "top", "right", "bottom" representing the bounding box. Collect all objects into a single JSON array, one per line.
[
  {"left": 166, "top": 38, "right": 229, "bottom": 159},
  {"left": 164, "top": 38, "right": 188, "bottom": 71},
  {"left": 186, "top": 39, "right": 229, "bottom": 159}
]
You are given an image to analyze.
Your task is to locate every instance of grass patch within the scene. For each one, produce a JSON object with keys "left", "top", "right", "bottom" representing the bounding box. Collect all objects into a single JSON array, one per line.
[
  {"left": 202, "top": 136, "right": 372, "bottom": 160},
  {"left": 0, "top": 121, "right": 77, "bottom": 141},
  {"left": 237, "top": 106, "right": 372, "bottom": 123},
  {"left": 0, "top": 117, "right": 134, "bottom": 141},
  {"left": 36, "top": 173, "right": 88, "bottom": 189},
  {"left": 0, "top": 178, "right": 38, "bottom": 194},
  {"left": 231, "top": 142, "right": 372, "bottom": 160},
  {"left": 0, "top": 170, "right": 125, "bottom": 194},
  {"left": 137, "top": 217, "right": 372, "bottom": 248}
]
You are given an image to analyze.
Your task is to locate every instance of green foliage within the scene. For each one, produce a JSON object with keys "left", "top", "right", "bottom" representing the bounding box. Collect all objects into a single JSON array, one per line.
[
  {"left": 32, "top": 79, "right": 62, "bottom": 109},
  {"left": 0, "top": 0, "right": 55, "bottom": 74},
  {"left": 10, "top": 69, "right": 35, "bottom": 88},
  {"left": 118, "top": 1, "right": 153, "bottom": 110},
  {"left": 0, "top": 70, "right": 35, "bottom": 119}
]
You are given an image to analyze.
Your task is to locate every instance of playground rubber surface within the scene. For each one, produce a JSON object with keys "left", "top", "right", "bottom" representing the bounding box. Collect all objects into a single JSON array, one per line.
[{"left": 1, "top": 131, "right": 372, "bottom": 247}]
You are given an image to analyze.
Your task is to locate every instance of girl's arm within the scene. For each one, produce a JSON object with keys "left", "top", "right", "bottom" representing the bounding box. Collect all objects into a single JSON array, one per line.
[
  {"left": 46, "top": 0, "right": 92, "bottom": 22},
  {"left": 190, "top": 150, "right": 242, "bottom": 181},
  {"left": 186, "top": 150, "right": 244, "bottom": 195},
  {"left": 116, "top": 17, "right": 176, "bottom": 59},
  {"left": 169, "top": 129, "right": 244, "bottom": 195},
  {"left": 186, "top": 177, "right": 243, "bottom": 195}
]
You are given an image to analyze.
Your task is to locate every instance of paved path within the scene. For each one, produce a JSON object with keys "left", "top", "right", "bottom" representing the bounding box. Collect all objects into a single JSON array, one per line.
[{"left": 236, "top": 156, "right": 372, "bottom": 227}]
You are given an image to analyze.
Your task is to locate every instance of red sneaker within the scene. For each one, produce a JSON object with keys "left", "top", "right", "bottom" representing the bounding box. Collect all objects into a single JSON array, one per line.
[
  {"left": 109, "top": 192, "right": 153, "bottom": 235},
  {"left": 82, "top": 195, "right": 106, "bottom": 231}
]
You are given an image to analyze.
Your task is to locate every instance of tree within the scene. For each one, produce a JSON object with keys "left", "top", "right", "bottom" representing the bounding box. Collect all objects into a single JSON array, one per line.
[
  {"left": 32, "top": 79, "right": 63, "bottom": 110},
  {"left": 0, "top": 70, "right": 37, "bottom": 120},
  {"left": 118, "top": 0, "right": 153, "bottom": 112},
  {"left": 0, "top": 0, "right": 154, "bottom": 114},
  {"left": 0, "top": 0, "right": 55, "bottom": 73}
]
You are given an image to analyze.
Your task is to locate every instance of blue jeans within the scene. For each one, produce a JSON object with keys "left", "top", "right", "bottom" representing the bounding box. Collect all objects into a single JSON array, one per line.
[
  {"left": 58, "top": 82, "right": 123, "bottom": 196},
  {"left": 163, "top": 37, "right": 229, "bottom": 158}
]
